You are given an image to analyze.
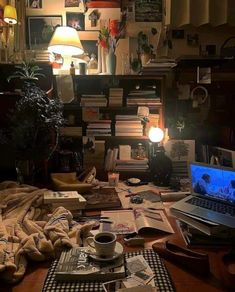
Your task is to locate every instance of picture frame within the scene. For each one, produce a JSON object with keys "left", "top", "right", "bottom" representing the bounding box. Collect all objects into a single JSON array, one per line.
[
  {"left": 81, "top": 40, "right": 98, "bottom": 60},
  {"left": 164, "top": 139, "right": 195, "bottom": 178},
  {"left": 65, "top": 0, "right": 80, "bottom": 7},
  {"left": 27, "top": 15, "right": 62, "bottom": 50},
  {"left": 135, "top": 0, "right": 162, "bottom": 22},
  {"left": 66, "top": 12, "right": 85, "bottom": 31},
  {"left": 27, "top": 0, "right": 43, "bottom": 9}
]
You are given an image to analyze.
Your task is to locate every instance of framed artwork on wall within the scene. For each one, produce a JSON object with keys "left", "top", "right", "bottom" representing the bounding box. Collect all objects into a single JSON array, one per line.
[
  {"left": 65, "top": 0, "right": 81, "bottom": 7},
  {"left": 135, "top": 0, "right": 162, "bottom": 22},
  {"left": 66, "top": 12, "right": 85, "bottom": 31},
  {"left": 27, "top": 0, "right": 43, "bottom": 9},
  {"left": 27, "top": 15, "right": 62, "bottom": 50},
  {"left": 81, "top": 40, "right": 98, "bottom": 61}
]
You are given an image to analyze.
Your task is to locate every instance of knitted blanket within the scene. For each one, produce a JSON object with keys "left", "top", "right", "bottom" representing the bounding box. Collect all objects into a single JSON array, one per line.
[{"left": 0, "top": 181, "right": 95, "bottom": 283}]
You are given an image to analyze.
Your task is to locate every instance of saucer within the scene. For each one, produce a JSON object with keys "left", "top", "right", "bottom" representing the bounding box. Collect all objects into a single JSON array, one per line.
[{"left": 89, "top": 242, "right": 123, "bottom": 262}]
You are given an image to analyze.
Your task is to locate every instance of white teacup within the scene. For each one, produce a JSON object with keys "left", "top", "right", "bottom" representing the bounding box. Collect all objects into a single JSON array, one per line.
[{"left": 86, "top": 232, "right": 117, "bottom": 258}]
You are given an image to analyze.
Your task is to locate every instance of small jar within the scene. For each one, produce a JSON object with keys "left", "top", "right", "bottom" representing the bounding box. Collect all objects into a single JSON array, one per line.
[
  {"left": 134, "top": 143, "right": 146, "bottom": 160},
  {"left": 87, "top": 53, "right": 98, "bottom": 75}
]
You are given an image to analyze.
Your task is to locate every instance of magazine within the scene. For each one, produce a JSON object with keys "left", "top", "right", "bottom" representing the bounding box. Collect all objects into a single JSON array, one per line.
[
  {"left": 100, "top": 209, "right": 174, "bottom": 234},
  {"left": 55, "top": 247, "right": 125, "bottom": 281}
]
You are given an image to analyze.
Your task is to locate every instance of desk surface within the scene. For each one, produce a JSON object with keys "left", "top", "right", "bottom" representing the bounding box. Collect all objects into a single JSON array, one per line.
[{"left": 1, "top": 202, "right": 231, "bottom": 292}]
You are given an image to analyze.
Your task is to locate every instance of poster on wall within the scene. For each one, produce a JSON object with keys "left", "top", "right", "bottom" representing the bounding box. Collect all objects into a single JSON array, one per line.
[
  {"left": 65, "top": 0, "right": 81, "bottom": 7},
  {"left": 27, "top": 0, "right": 42, "bottom": 9},
  {"left": 66, "top": 12, "right": 85, "bottom": 31},
  {"left": 27, "top": 15, "right": 62, "bottom": 50},
  {"left": 135, "top": 0, "right": 162, "bottom": 22}
]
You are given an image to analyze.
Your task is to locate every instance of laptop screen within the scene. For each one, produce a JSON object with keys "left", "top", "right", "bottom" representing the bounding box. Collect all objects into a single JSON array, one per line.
[{"left": 190, "top": 162, "right": 235, "bottom": 204}]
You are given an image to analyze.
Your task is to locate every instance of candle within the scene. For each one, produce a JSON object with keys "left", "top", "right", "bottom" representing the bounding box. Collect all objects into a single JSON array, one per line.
[{"left": 108, "top": 172, "right": 119, "bottom": 186}]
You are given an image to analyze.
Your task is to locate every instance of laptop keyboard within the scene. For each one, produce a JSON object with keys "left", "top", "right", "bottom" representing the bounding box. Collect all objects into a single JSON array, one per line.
[{"left": 187, "top": 197, "right": 235, "bottom": 217}]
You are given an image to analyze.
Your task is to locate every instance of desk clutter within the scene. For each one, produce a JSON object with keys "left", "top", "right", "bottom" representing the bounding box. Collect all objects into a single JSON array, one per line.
[{"left": 42, "top": 249, "right": 175, "bottom": 292}]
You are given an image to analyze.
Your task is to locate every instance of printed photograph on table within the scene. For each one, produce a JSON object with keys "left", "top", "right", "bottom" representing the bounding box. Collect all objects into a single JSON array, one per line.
[
  {"left": 135, "top": 0, "right": 162, "bottom": 22},
  {"left": 27, "top": 0, "right": 42, "bottom": 9},
  {"left": 27, "top": 15, "right": 62, "bottom": 50},
  {"left": 65, "top": 0, "right": 80, "bottom": 7},
  {"left": 66, "top": 12, "right": 85, "bottom": 31}
]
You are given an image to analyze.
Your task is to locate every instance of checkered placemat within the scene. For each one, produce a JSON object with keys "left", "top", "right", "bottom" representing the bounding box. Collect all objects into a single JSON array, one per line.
[{"left": 42, "top": 249, "right": 175, "bottom": 292}]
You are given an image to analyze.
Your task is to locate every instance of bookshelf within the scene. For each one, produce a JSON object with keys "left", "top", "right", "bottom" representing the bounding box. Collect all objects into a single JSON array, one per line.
[{"left": 56, "top": 74, "right": 166, "bottom": 180}]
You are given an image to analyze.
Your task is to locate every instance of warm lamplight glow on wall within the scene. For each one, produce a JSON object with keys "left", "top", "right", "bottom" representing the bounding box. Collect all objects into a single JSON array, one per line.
[
  {"left": 3, "top": 5, "right": 17, "bottom": 25},
  {"left": 148, "top": 127, "right": 164, "bottom": 143},
  {"left": 48, "top": 26, "right": 84, "bottom": 56}
]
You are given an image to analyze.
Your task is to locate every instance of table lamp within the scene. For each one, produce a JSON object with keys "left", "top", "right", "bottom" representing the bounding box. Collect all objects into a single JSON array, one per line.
[
  {"left": 148, "top": 126, "right": 172, "bottom": 186},
  {"left": 48, "top": 26, "right": 84, "bottom": 71},
  {"left": 3, "top": 4, "right": 17, "bottom": 24}
]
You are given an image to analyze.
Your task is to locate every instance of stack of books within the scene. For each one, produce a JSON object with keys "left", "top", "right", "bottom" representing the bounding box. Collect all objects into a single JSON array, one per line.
[
  {"left": 127, "top": 89, "right": 161, "bottom": 106},
  {"left": 80, "top": 94, "right": 107, "bottom": 107},
  {"left": 108, "top": 87, "right": 123, "bottom": 106},
  {"left": 140, "top": 59, "right": 177, "bottom": 75},
  {"left": 86, "top": 120, "right": 111, "bottom": 136},
  {"left": 172, "top": 209, "right": 235, "bottom": 246},
  {"left": 114, "top": 158, "right": 149, "bottom": 172},
  {"left": 115, "top": 115, "right": 143, "bottom": 136},
  {"left": 44, "top": 191, "right": 87, "bottom": 211}
]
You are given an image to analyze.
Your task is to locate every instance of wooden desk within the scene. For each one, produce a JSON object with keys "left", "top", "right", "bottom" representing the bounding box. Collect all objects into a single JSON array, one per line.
[{"left": 2, "top": 203, "right": 231, "bottom": 292}]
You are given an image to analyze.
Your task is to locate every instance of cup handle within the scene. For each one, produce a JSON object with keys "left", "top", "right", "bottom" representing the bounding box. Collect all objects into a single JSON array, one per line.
[{"left": 86, "top": 236, "right": 95, "bottom": 248}]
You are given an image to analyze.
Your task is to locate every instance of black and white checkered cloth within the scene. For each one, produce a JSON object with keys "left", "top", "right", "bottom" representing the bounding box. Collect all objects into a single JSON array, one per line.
[{"left": 42, "top": 249, "right": 175, "bottom": 292}]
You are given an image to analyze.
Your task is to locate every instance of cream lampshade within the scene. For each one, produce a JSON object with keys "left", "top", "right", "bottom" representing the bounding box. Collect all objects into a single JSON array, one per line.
[
  {"left": 3, "top": 5, "right": 17, "bottom": 25},
  {"left": 48, "top": 26, "right": 84, "bottom": 70}
]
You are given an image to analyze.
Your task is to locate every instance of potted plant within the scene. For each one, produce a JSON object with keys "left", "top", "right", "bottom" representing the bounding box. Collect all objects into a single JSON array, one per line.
[
  {"left": 137, "top": 31, "right": 154, "bottom": 65},
  {"left": 7, "top": 60, "right": 64, "bottom": 184}
]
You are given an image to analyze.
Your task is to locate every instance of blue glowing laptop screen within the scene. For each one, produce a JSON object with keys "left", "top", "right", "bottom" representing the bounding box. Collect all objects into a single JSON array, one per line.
[{"left": 190, "top": 163, "right": 235, "bottom": 204}]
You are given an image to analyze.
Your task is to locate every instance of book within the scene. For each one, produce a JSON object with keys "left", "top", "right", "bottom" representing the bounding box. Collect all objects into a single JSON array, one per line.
[
  {"left": 171, "top": 208, "right": 225, "bottom": 236},
  {"left": 82, "top": 188, "right": 122, "bottom": 210},
  {"left": 55, "top": 247, "right": 126, "bottom": 281},
  {"left": 44, "top": 191, "right": 86, "bottom": 205},
  {"left": 177, "top": 220, "right": 235, "bottom": 247},
  {"left": 100, "top": 209, "right": 174, "bottom": 235}
]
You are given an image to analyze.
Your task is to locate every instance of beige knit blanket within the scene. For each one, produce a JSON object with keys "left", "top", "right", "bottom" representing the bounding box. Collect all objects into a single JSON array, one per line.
[{"left": 0, "top": 181, "right": 95, "bottom": 283}]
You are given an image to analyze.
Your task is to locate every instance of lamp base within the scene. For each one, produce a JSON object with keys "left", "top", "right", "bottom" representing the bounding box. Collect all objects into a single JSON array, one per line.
[{"left": 151, "top": 150, "right": 172, "bottom": 187}]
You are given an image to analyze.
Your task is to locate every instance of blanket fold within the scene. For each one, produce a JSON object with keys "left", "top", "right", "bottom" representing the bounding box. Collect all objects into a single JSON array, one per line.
[{"left": 0, "top": 181, "right": 95, "bottom": 283}]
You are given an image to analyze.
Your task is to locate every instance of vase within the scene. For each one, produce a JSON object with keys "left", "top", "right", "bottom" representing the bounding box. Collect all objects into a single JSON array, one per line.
[{"left": 106, "top": 51, "right": 116, "bottom": 75}]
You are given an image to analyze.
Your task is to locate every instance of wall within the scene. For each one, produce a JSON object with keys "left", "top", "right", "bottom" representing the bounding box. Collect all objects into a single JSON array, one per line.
[
  {"left": 25, "top": 1, "right": 160, "bottom": 74},
  {"left": 24, "top": 1, "right": 235, "bottom": 73}
]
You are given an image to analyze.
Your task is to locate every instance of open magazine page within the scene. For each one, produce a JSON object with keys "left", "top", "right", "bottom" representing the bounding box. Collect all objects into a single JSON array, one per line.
[
  {"left": 134, "top": 209, "right": 174, "bottom": 234},
  {"left": 100, "top": 210, "right": 137, "bottom": 234}
]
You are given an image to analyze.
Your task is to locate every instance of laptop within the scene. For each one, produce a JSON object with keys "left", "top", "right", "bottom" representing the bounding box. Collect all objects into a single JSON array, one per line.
[{"left": 171, "top": 162, "right": 235, "bottom": 228}]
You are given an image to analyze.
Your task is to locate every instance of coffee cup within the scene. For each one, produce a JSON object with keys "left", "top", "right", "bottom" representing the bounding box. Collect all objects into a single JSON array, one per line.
[{"left": 86, "top": 232, "right": 117, "bottom": 258}]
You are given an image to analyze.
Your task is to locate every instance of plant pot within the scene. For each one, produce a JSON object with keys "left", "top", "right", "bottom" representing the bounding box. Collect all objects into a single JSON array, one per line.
[
  {"left": 140, "top": 53, "right": 151, "bottom": 66},
  {"left": 106, "top": 51, "right": 116, "bottom": 75}
]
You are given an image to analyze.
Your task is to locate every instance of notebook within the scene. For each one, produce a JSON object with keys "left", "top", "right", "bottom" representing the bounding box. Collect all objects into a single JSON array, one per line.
[{"left": 171, "top": 162, "right": 235, "bottom": 228}]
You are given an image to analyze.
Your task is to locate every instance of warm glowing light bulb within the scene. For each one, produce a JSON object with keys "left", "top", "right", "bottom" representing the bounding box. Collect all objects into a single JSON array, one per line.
[{"left": 148, "top": 127, "right": 164, "bottom": 143}]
